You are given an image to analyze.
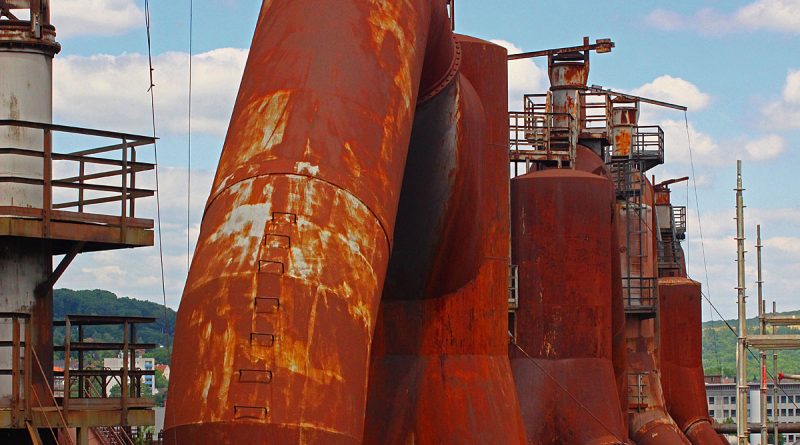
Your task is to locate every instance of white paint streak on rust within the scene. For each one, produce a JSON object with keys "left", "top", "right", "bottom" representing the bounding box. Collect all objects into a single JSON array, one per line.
[{"left": 295, "top": 161, "right": 320, "bottom": 176}]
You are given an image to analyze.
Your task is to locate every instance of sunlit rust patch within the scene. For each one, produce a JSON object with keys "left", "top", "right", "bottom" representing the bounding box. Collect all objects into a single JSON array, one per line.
[
  {"left": 615, "top": 131, "right": 632, "bottom": 156},
  {"left": 367, "top": 1, "right": 416, "bottom": 111},
  {"left": 214, "top": 91, "right": 292, "bottom": 193}
]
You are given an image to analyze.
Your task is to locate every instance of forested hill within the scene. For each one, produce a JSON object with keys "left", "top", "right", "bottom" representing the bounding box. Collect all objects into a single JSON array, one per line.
[
  {"left": 703, "top": 310, "right": 800, "bottom": 378},
  {"left": 53, "top": 289, "right": 175, "bottom": 363},
  {"left": 52, "top": 288, "right": 799, "bottom": 376}
]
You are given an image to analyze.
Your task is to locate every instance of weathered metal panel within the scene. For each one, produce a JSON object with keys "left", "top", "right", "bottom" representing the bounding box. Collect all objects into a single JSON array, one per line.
[
  {"left": 364, "top": 35, "right": 526, "bottom": 444},
  {"left": 510, "top": 149, "right": 629, "bottom": 444}
]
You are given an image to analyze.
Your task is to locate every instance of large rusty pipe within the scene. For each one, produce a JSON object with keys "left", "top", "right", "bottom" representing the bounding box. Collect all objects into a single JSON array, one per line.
[
  {"left": 510, "top": 148, "right": 629, "bottom": 444},
  {"left": 363, "top": 35, "right": 527, "bottom": 444},
  {"left": 164, "top": 1, "right": 456, "bottom": 443},
  {"left": 660, "top": 277, "right": 728, "bottom": 445}
]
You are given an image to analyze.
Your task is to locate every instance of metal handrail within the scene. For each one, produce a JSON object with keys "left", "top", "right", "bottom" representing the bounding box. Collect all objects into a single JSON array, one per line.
[
  {"left": 0, "top": 119, "right": 156, "bottom": 230},
  {"left": 672, "top": 206, "right": 687, "bottom": 235},
  {"left": 622, "top": 276, "right": 658, "bottom": 312}
]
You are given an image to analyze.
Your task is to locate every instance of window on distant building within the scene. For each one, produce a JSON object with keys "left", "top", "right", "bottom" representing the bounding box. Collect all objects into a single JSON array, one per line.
[
  {"left": 709, "top": 396, "right": 715, "bottom": 404},
  {"left": 724, "top": 397, "right": 729, "bottom": 405},
  {"left": 768, "top": 395, "right": 773, "bottom": 403},
  {"left": 724, "top": 410, "right": 730, "bottom": 418},
  {"left": 782, "top": 396, "right": 787, "bottom": 404},
  {"left": 731, "top": 410, "right": 736, "bottom": 418},
  {"left": 782, "top": 409, "right": 787, "bottom": 417},
  {"left": 768, "top": 409, "right": 773, "bottom": 416},
  {"left": 731, "top": 396, "right": 736, "bottom": 404},
  {"left": 709, "top": 410, "right": 715, "bottom": 418},
  {"left": 790, "top": 409, "right": 795, "bottom": 417}
]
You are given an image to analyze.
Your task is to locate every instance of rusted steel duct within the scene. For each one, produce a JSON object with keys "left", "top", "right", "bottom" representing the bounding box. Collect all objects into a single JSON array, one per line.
[
  {"left": 548, "top": 51, "right": 589, "bottom": 146},
  {"left": 510, "top": 148, "right": 629, "bottom": 445},
  {"left": 164, "top": 1, "right": 458, "bottom": 443},
  {"left": 624, "top": 180, "right": 691, "bottom": 445},
  {"left": 660, "top": 278, "right": 728, "bottom": 445},
  {"left": 364, "top": 35, "right": 527, "bottom": 444},
  {"left": 611, "top": 99, "right": 638, "bottom": 157}
]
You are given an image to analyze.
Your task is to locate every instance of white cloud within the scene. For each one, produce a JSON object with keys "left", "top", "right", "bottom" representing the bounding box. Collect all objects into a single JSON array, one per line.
[
  {"left": 51, "top": 0, "right": 144, "bottom": 38},
  {"left": 736, "top": 0, "right": 800, "bottom": 33},
  {"left": 631, "top": 75, "right": 711, "bottom": 111},
  {"left": 490, "top": 40, "right": 546, "bottom": 110},
  {"left": 645, "top": 9, "right": 685, "bottom": 31},
  {"left": 762, "top": 69, "right": 800, "bottom": 129},
  {"left": 57, "top": 167, "right": 214, "bottom": 308},
  {"left": 53, "top": 48, "right": 248, "bottom": 136},
  {"left": 744, "top": 134, "right": 787, "bottom": 160},
  {"left": 680, "top": 205, "right": 800, "bottom": 319},
  {"left": 646, "top": 0, "right": 800, "bottom": 35}
]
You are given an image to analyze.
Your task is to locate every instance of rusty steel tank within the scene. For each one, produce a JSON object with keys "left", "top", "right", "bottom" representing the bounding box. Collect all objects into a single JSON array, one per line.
[
  {"left": 622, "top": 179, "right": 692, "bottom": 445},
  {"left": 363, "top": 34, "right": 527, "bottom": 444},
  {"left": 659, "top": 277, "right": 727, "bottom": 445},
  {"left": 510, "top": 147, "right": 629, "bottom": 444},
  {"left": 164, "top": 1, "right": 525, "bottom": 443}
]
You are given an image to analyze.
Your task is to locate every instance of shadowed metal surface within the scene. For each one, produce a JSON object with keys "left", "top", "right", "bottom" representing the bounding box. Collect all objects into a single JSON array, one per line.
[{"left": 364, "top": 35, "right": 527, "bottom": 444}]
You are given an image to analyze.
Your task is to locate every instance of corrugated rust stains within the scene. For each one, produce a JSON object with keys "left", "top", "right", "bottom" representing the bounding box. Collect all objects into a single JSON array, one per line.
[
  {"left": 509, "top": 148, "right": 629, "bottom": 444},
  {"left": 660, "top": 277, "right": 729, "bottom": 445},
  {"left": 364, "top": 36, "right": 526, "bottom": 445},
  {"left": 165, "top": 0, "right": 460, "bottom": 443}
]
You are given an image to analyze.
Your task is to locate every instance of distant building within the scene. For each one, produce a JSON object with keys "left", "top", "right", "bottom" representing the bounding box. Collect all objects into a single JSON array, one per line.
[
  {"left": 706, "top": 381, "right": 800, "bottom": 445},
  {"left": 156, "top": 364, "right": 170, "bottom": 381},
  {"left": 103, "top": 354, "right": 157, "bottom": 395}
]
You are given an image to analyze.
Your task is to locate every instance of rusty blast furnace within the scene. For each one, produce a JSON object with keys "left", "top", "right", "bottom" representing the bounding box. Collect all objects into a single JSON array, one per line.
[
  {"left": 166, "top": 1, "right": 725, "bottom": 444},
  {"left": 167, "top": 1, "right": 524, "bottom": 443}
]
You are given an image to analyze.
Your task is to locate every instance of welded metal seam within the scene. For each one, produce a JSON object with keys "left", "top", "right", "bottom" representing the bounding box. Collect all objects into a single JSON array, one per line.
[
  {"left": 202, "top": 172, "right": 392, "bottom": 251},
  {"left": 417, "top": 37, "right": 462, "bottom": 105}
]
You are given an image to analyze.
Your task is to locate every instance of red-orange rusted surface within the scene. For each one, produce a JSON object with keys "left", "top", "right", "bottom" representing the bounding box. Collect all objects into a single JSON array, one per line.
[
  {"left": 164, "top": 1, "right": 456, "bottom": 443},
  {"left": 510, "top": 148, "right": 628, "bottom": 444},
  {"left": 363, "top": 34, "right": 526, "bottom": 445},
  {"left": 660, "top": 277, "right": 728, "bottom": 445},
  {"left": 625, "top": 179, "right": 691, "bottom": 445}
]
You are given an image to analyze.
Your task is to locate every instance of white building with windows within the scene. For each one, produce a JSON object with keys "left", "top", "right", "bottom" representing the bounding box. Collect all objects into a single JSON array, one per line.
[
  {"left": 103, "top": 354, "right": 157, "bottom": 395},
  {"left": 706, "top": 380, "right": 800, "bottom": 445}
]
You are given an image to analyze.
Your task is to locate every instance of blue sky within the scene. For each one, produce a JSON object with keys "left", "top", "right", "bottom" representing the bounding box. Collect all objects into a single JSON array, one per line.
[{"left": 49, "top": 0, "right": 800, "bottom": 321}]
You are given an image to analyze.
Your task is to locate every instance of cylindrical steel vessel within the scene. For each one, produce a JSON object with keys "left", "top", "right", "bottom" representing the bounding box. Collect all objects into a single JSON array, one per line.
[
  {"left": 364, "top": 35, "right": 526, "bottom": 444},
  {"left": 510, "top": 152, "right": 628, "bottom": 444},
  {"left": 0, "top": 11, "right": 60, "bottom": 408},
  {"left": 164, "top": 1, "right": 458, "bottom": 443},
  {"left": 660, "top": 277, "right": 728, "bottom": 445}
]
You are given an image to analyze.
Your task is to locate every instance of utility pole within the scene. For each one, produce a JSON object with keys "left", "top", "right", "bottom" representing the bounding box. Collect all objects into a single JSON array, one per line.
[
  {"left": 774, "top": 301, "right": 779, "bottom": 445},
  {"left": 757, "top": 225, "right": 767, "bottom": 445},
  {"left": 735, "top": 160, "right": 749, "bottom": 445}
]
